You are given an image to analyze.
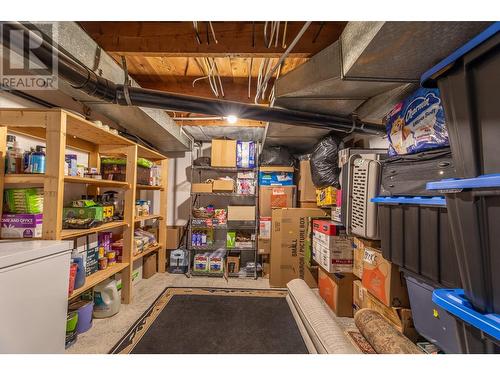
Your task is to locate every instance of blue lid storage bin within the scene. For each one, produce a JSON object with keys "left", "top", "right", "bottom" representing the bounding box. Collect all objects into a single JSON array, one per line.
[
  {"left": 421, "top": 22, "right": 500, "bottom": 178},
  {"left": 372, "top": 196, "right": 461, "bottom": 288},
  {"left": 404, "top": 273, "right": 463, "bottom": 353},
  {"left": 432, "top": 289, "right": 500, "bottom": 353},
  {"left": 427, "top": 176, "right": 500, "bottom": 314}
]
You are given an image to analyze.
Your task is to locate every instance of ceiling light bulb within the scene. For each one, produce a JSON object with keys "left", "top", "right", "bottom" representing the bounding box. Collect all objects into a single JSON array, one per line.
[{"left": 226, "top": 115, "right": 238, "bottom": 124}]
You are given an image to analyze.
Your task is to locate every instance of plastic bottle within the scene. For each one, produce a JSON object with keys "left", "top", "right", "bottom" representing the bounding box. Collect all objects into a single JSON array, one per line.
[
  {"left": 30, "top": 145, "right": 46, "bottom": 174},
  {"left": 72, "top": 256, "right": 86, "bottom": 289},
  {"left": 6, "top": 141, "right": 23, "bottom": 174},
  {"left": 201, "top": 232, "right": 207, "bottom": 246},
  {"left": 93, "top": 279, "right": 121, "bottom": 318},
  {"left": 23, "top": 148, "right": 34, "bottom": 173}
]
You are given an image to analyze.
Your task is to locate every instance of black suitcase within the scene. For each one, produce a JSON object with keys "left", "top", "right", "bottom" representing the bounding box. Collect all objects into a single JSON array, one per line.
[{"left": 380, "top": 148, "right": 457, "bottom": 197}]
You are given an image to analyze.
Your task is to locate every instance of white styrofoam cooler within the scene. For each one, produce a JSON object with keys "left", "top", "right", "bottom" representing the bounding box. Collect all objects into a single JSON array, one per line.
[{"left": 0, "top": 240, "right": 73, "bottom": 353}]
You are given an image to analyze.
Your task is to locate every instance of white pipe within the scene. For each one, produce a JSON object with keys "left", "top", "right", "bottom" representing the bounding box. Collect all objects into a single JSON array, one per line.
[{"left": 255, "top": 21, "right": 312, "bottom": 103}]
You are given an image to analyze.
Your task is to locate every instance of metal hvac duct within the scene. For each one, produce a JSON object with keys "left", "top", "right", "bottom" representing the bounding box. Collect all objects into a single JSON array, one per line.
[{"left": 0, "top": 22, "right": 383, "bottom": 136}]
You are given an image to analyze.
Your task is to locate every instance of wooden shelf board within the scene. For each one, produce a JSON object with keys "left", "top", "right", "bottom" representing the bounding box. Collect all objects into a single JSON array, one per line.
[
  {"left": 4, "top": 174, "right": 44, "bottom": 185},
  {"left": 64, "top": 176, "right": 130, "bottom": 188},
  {"left": 132, "top": 244, "right": 162, "bottom": 261},
  {"left": 134, "top": 214, "right": 163, "bottom": 222},
  {"left": 68, "top": 262, "right": 129, "bottom": 300},
  {"left": 60, "top": 221, "right": 127, "bottom": 239},
  {"left": 137, "top": 145, "right": 167, "bottom": 161},
  {"left": 136, "top": 184, "right": 164, "bottom": 191}
]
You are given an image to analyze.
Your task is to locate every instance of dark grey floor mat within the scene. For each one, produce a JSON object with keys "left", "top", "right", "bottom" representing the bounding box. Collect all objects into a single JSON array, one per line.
[{"left": 129, "top": 294, "right": 308, "bottom": 354}]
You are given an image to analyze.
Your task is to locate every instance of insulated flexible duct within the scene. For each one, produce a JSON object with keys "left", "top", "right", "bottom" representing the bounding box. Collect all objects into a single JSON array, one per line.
[{"left": 1, "top": 22, "right": 383, "bottom": 135}]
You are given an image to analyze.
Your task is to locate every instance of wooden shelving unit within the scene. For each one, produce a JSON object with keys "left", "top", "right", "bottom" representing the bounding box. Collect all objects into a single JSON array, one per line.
[
  {"left": 134, "top": 214, "right": 163, "bottom": 222},
  {"left": 0, "top": 108, "right": 169, "bottom": 304}
]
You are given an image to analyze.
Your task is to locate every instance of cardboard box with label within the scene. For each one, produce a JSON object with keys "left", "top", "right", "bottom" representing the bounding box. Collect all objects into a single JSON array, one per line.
[
  {"left": 211, "top": 139, "right": 237, "bottom": 167},
  {"left": 318, "top": 268, "right": 356, "bottom": 318},
  {"left": 312, "top": 220, "right": 353, "bottom": 273},
  {"left": 362, "top": 247, "right": 409, "bottom": 307},
  {"left": 259, "top": 186, "right": 295, "bottom": 217},
  {"left": 270, "top": 208, "right": 328, "bottom": 288},
  {"left": 258, "top": 166, "right": 294, "bottom": 186},
  {"left": 316, "top": 186, "right": 338, "bottom": 207},
  {"left": 192, "top": 183, "right": 213, "bottom": 193},
  {"left": 298, "top": 160, "right": 316, "bottom": 202},
  {"left": 226, "top": 254, "right": 240, "bottom": 274},
  {"left": 227, "top": 206, "right": 256, "bottom": 221},
  {"left": 166, "top": 226, "right": 183, "bottom": 250},
  {"left": 212, "top": 179, "right": 234, "bottom": 192},
  {"left": 299, "top": 201, "right": 318, "bottom": 208}
]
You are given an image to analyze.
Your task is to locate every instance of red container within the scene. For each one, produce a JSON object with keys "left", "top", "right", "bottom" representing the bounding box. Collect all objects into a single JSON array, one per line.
[{"left": 68, "top": 263, "right": 78, "bottom": 296}]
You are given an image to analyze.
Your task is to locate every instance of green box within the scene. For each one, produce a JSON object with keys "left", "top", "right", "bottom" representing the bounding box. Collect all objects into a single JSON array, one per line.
[
  {"left": 226, "top": 231, "right": 236, "bottom": 248},
  {"left": 63, "top": 206, "right": 104, "bottom": 221}
]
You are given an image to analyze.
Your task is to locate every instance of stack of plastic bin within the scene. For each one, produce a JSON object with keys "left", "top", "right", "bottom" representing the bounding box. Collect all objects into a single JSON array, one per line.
[
  {"left": 372, "top": 196, "right": 463, "bottom": 352},
  {"left": 422, "top": 22, "right": 500, "bottom": 353}
]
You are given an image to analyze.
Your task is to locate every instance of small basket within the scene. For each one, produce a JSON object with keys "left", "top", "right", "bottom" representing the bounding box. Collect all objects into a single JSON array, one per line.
[{"left": 192, "top": 208, "right": 214, "bottom": 219}]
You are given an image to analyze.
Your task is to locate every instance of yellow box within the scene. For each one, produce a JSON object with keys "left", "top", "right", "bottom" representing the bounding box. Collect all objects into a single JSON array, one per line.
[{"left": 316, "top": 186, "right": 338, "bottom": 207}]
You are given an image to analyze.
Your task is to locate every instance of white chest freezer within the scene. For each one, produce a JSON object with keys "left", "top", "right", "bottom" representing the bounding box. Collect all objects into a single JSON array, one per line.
[{"left": 0, "top": 240, "right": 73, "bottom": 353}]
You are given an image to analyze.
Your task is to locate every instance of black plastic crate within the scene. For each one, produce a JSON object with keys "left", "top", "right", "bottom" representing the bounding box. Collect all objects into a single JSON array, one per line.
[
  {"left": 421, "top": 23, "right": 500, "bottom": 178},
  {"left": 432, "top": 289, "right": 499, "bottom": 354},
  {"left": 428, "top": 175, "right": 500, "bottom": 314},
  {"left": 373, "top": 196, "right": 461, "bottom": 288}
]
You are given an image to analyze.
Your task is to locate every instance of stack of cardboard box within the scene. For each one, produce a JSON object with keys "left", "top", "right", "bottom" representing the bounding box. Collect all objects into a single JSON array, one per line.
[
  {"left": 258, "top": 166, "right": 296, "bottom": 278},
  {"left": 352, "top": 237, "right": 418, "bottom": 341}
]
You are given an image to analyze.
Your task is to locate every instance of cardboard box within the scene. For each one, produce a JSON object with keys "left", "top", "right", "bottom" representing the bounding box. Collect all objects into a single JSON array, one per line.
[
  {"left": 259, "top": 166, "right": 294, "bottom": 172},
  {"left": 362, "top": 247, "right": 409, "bottom": 307},
  {"left": 298, "top": 160, "right": 317, "bottom": 202},
  {"left": 353, "top": 246, "right": 364, "bottom": 279},
  {"left": 227, "top": 206, "right": 256, "bottom": 221},
  {"left": 316, "top": 186, "right": 338, "bottom": 207},
  {"left": 262, "top": 260, "right": 270, "bottom": 279},
  {"left": 166, "top": 226, "right": 183, "bottom": 250},
  {"left": 192, "top": 183, "right": 213, "bottom": 193},
  {"left": 212, "top": 179, "right": 234, "bottom": 192},
  {"left": 259, "top": 217, "right": 271, "bottom": 239},
  {"left": 352, "top": 236, "right": 381, "bottom": 251},
  {"left": 299, "top": 201, "right": 318, "bottom": 208},
  {"left": 353, "top": 279, "right": 368, "bottom": 313},
  {"left": 365, "top": 291, "right": 419, "bottom": 342},
  {"left": 270, "top": 208, "right": 328, "bottom": 288},
  {"left": 143, "top": 253, "right": 157, "bottom": 279},
  {"left": 312, "top": 220, "right": 353, "bottom": 273},
  {"left": 318, "top": 268, "right": 356, "bottom": 317},
  {"left": 1, "top": 213, "right": 43, "bottom": 238},
  {"left": 259, "top": 186, "right": 295, "bottom": 217},
  {"left": 226, "top": 255, "right": 240, "bottom": 274},
  {"left": 116, "top": 259, "right": 143, "bottom": 291},
  {"left": 258, "top": 238, "right": 271, "bottom": 255},
  {"left": 211, "top": 139, "right": 237, "bottom": 167}
]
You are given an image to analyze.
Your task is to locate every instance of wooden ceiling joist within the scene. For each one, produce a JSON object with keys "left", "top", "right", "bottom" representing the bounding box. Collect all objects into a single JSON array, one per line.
[{"left": 79, "top": 21, "right": 347, "bottom": 58}]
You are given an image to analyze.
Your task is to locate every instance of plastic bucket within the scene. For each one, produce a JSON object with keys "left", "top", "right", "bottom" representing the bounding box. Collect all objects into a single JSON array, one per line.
[{"left": 69, "top": 300, "right": 94, "bottom": 334}]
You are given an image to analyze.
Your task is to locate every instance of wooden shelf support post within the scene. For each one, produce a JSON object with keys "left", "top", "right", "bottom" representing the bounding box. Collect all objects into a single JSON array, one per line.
[
  {"left": 121, "top": 144, "right": 138, "bottom": 304},
  {"left": 158, "top": 158, "right": 169, "bottom": 273}
]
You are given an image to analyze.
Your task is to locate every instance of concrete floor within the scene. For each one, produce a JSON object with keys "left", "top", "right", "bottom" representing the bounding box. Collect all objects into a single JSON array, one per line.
[
  {"left": 66, "top": 273, "right": 272, "bottom": 354},
  {"left": 67, "top": 273, "right": 357, "bottom": 354}
]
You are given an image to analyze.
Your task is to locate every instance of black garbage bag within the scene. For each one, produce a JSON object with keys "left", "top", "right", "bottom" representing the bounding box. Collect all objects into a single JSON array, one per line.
[
  {"left": 259, "top": 146, "right": 295, "bottom": 167},
  {"left": 310, "top": 134, "right": 343, "bottom": 188}
]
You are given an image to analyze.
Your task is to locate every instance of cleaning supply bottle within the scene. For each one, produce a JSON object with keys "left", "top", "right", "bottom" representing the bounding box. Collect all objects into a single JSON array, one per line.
[
  {"left": 30, "top": 145, "right": 46, "bottom": 174},
  {"left": 93, "top": 279, "right": 121, "bottom": 318},
  {"left": 72, "top": 256, "right": 86, "bottom": 289}
]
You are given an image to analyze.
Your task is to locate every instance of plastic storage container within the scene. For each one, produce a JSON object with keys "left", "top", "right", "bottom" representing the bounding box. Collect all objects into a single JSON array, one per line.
[
  {"left": 69, "top": 300, "right": 94, "bottom": 334},
  {"left": 372, "top": 196, "right": 461, "bottom": 288},
  {"left": 421, "top": 22, "right": 500, "bottom": 178},
  {"left": 404, "top": 273, "right": 463, "bottom": 353},
  {"left": 93, "top": 279, "right": 121, "bottom": 318},
  {"left": 427, "top": 175, "right": 500, "bottom": 314},
  {"left": 432, "top": 289, "right": 500, "bottom": 354}
]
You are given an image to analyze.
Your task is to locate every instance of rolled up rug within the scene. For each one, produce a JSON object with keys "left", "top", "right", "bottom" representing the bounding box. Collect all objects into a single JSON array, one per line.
[{"left": 354, "top": 309, "right": 422, "bottom": 354}]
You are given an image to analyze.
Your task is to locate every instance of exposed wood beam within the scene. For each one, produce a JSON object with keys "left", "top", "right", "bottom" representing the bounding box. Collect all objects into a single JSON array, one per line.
[
  {"left": 79, "top": 21, "right": 347, "bottom": 58},
  {"left": 137, "top": 76, "right": 275, "bottom": 104}
]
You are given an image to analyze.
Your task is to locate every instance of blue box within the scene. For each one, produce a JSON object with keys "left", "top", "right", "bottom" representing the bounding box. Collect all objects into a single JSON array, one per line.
[
  {"left": 236, "top": 141, "right": 256, "bottom": 168},
  {"left": 258, "top": 171, "right": 294, "bottom": 186}
]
